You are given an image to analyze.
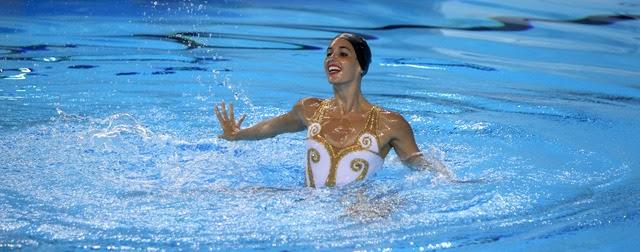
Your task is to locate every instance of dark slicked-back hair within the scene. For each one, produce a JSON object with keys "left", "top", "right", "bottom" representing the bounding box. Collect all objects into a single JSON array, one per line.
[{"left": 333, "top": 33, "right": 372, "bottom": 76}]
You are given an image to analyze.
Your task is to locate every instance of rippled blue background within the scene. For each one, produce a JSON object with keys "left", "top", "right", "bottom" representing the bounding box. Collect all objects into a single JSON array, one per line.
[{"left": 1, "top": 0, "right": 639, "bottom": 250}]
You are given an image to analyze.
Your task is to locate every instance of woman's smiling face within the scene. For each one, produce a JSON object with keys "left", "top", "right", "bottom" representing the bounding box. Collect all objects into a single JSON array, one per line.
[{"left": 324, "top": 37, "right": 362, "bottom": 85}]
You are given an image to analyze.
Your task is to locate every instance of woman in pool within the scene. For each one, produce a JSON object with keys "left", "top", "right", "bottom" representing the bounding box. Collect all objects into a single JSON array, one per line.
[{"left": 214, "top": 32, "right": 455, "bottom": 188}]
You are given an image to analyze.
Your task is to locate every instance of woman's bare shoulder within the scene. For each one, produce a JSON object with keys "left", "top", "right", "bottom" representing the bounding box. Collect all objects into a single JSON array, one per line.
[
  {"left": 377, "top": 106, "right": 413, "bottom": 133},
  {"left": 295, "top": 97, "right": 324, "bottom": 111},
  {"left": 293, "top": 97, "right": 325, "bottom": 121},
  {"left": 378, "top": 107, "right": 409, "bottom": 124},
  {"left": 298, "top": 97, "right": 323, "bottom": 107}
]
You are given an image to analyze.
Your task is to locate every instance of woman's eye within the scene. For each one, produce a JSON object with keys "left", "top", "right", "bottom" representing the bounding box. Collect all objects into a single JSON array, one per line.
[{"left": 340, "top": 52, "right": 348, "bottom": 57}]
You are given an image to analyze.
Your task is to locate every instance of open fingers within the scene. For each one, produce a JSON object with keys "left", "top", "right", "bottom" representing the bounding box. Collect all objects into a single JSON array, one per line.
[
  {"left": 237, "top": 114, "right": 247, "bottom": 127},
  {"left": 215, "top": 100, "right": 245, "bottom": 128},
  {"left": 214, "top": 105, "right": 225, "bottom": 123},
  {"left": 221, "top": 101, "right": 229, "bottom": 121},
  {"left": 229, "top": 102, "right": 235, "bottom": 121}
]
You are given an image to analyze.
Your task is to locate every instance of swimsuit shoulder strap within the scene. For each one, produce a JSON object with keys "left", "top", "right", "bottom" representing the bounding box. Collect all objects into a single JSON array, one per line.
[
  {"left": 364, "top": 106, "right": 380, "bottom": 133},
  {"left": 311, "top": 99, "right": 331, "bottom": 123}
]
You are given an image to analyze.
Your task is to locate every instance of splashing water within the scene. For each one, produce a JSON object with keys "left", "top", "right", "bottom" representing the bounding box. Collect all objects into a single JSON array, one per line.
[{"left": 1, "top": 0, "right": 639, "bottom": 250}]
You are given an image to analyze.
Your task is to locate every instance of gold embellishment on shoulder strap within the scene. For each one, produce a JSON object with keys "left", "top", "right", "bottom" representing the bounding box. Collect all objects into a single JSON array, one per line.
[{"left": 364, "top": 106, "right": 379, "bottom": 133}]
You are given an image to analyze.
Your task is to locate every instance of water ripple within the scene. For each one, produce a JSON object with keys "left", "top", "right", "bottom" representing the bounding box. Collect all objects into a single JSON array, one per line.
[{"left": 1, "top": 2, "right": 639, "bottom": 250}]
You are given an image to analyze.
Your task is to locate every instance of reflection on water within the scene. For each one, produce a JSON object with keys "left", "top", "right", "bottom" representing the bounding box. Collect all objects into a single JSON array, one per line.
[{"left": 1, "top": 0, "right": 639, "bottom": 250}]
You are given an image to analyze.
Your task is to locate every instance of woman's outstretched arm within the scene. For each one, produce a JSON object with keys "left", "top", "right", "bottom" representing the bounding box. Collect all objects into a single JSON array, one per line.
[
  {"left": 214, "top": 99, "right": 306, "bottom": 141},
  {"left": 386, "top": 113, "right": 455, "bottom": 180},
  {"left": 401, "top": 151, "right": 454, "bottom": 179}
]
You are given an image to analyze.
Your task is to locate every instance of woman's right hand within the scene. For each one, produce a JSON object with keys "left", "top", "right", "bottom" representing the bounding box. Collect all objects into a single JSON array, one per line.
[{"left": 214, "top": 101, "right": 247, "bottom": 140}]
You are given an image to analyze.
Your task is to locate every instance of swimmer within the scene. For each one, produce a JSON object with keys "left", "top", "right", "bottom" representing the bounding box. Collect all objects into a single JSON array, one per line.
[{"left": 215, "top": 32, "right": 460, "bottom": 188}]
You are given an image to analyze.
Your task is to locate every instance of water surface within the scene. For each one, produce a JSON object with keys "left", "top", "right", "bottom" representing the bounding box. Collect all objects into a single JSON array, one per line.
[{"left": 1, "top": 1, "right": 639, "bottom": 250}]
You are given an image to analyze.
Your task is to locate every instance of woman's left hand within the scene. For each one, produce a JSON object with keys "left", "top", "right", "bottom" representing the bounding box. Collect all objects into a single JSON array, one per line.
[{"left": 214, "top": 101, "right": 247, "bottom": 140}]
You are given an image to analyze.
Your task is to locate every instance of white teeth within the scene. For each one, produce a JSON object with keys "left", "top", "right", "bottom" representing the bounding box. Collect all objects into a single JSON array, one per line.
[{"left": 329, "top": 66, "right": 340, "bottom": 72}]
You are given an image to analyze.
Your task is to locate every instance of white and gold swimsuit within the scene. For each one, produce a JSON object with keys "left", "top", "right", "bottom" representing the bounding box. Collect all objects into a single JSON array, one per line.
[{"left": 305, "top": 99, "right": 384, "bottom": 188}]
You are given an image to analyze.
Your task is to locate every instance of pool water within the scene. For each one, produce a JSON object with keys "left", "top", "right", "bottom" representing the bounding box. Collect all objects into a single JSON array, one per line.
[{"left": 1, "top": 0, "right": 639, "bottom": 250}]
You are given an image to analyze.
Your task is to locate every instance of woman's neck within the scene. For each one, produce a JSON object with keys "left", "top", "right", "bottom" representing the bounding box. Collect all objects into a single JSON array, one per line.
[{"left": 331, "top": 79, "right": 368, "bottom": 114}]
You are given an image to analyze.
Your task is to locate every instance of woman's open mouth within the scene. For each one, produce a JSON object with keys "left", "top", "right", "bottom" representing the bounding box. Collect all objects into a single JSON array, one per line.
[{"left": 327, "top": 63, "right": 341, "bottom": 75}]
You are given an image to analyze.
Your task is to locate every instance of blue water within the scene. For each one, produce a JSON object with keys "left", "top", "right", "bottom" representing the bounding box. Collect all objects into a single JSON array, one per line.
[{"left": 1, "top": 1, "right": 639, "bottom": 250}]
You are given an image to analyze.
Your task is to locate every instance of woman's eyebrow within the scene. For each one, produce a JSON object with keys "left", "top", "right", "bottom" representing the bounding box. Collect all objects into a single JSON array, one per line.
[
  {"left": 338, "top": 46, "right": 352, "bottom": 51},
  {"left": 326, "top": 46, "right": 352, "bottom": 51}
]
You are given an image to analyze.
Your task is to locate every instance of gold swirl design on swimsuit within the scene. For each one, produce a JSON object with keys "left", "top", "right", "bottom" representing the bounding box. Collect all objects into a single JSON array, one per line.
[
  {"left": 350, "top": 158, "right": 369, "bottom": 181},
  {"left": 350, "top": 158, "right": 368, "bottom": 172},
  {"left": 306, "top": 148, "right": 319, "bottom": 187},
  {"left": 308, "top": 99, "right": 381, "bottom": 187},
  {"left": 308, "top": 148, "right": 320, "bottom": 163},
  {"left": 308, "top": 123, "right": 321, "bottom": 137},
  {"left": 359, "top": 134, "right": 372, "bottom": 148}
]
